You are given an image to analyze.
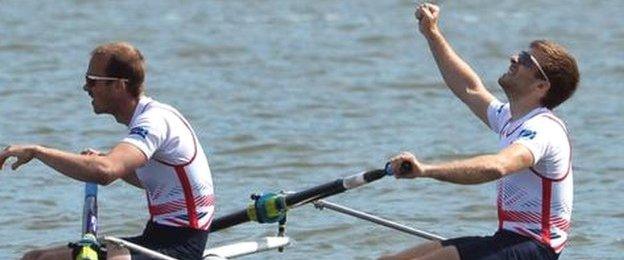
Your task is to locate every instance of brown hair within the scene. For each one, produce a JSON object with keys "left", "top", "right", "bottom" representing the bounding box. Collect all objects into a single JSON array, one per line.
[
  {"left": 91, "top": 42, "right": 145, "bottom": 97},
  {"left": 530, "top": 40, "right": 580, "bottom": 109}
]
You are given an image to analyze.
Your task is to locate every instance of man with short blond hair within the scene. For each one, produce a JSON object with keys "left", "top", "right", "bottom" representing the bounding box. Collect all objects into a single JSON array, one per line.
[
  {"left": 1, "top": 42, "right": 215, "bottom": 260},
  {"left": 381, "top": 3, "right": 578, "bottom": 260}
]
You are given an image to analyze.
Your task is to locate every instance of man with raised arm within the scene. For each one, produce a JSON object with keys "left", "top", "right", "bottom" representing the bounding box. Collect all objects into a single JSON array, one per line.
[
  {"left": 0, "top": 42, "right": 215, "bottom": 260},
  {"left": 381, "top": 3, "right": 579, "bottom": 260}
]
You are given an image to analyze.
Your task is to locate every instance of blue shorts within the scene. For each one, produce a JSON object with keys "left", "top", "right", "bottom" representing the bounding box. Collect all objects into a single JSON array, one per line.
[
  {"left": 122, "top": 221, "right": 209, "bottom": 260},
  {"left": 440, "top": 229, "right": 559, "bottom": 260}
]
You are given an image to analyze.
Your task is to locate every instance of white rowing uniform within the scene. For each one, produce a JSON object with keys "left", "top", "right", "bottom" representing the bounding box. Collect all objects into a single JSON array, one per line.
[
  {"left": 487, "top": 100, "right": 573, "bottom": 253},
  {"left": 122, "top": 96, "right": 215, "bottom": 230}
]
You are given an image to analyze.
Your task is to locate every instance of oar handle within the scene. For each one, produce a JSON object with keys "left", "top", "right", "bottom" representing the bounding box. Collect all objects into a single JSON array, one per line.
[{"left": 384, "top": 161, "right": 413, "bottom": 176}]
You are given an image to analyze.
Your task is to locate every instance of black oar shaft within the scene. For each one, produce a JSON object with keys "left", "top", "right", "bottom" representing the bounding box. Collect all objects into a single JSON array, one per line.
[
  {"left": 284, "top": 179, "right": 345, "bottom": 207},
  {"left": 209, "top": 209, "right": 249, "bottom": 232},
  {"left": 209, "top": 169, "right": 386, "bottom": 233}
]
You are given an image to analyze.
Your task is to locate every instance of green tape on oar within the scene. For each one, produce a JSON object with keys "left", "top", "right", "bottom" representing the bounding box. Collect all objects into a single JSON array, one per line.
[{"left": 246, "top": 193, "right": 288, "bottom": 224}]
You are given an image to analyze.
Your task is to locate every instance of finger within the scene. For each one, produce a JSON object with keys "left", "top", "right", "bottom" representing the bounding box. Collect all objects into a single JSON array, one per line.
[
  {"left": 416, "top": 4, "right": 427, "bottom": 19},
  {"left": 390, "top": 158, "right": 401, "bottom": 176},
  {"left": 398, "top": 152, "right": 413, "bottom": 163},
  {"left": 415, "top": 9, "right": 423, "bottom": 21},
  {"left": 11, "top": 157, "right": 28, "bottom": 170},
  {"left": 429, "top": 4, "right": 440, "bottom": 17},
  {"left": 421, "top": 6, "right": 434, "bottom": 20},
  {"left": 81, "top": 148, "right": 96, "bottom": 155},
  {"left": 0, "top": 152, "right": 9, "bottom": 170}
]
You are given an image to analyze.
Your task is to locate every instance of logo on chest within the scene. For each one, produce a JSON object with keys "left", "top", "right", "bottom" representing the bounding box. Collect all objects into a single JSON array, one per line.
[
  {"left": 130, "top": 126, "right": 149, "bottom": 139},
  {"left": 518, "top": 129, "right": 537, "bottom": 140}
]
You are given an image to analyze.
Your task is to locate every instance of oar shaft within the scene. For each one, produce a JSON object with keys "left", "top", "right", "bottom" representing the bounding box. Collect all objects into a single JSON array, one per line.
[
  {"left": 313, "top": 200, "right": 446, "bottom": 241},
  {"left": 82, "top": 182, "right": 98, "bottom": 236},
  {"left": 209, "top": 169, "right": 387, "bottom": 233}
]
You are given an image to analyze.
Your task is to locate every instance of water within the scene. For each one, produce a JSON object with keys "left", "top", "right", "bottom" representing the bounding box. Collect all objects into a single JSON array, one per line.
[{"left": 0, "top": 0, "right": 622, "bottom": 259}]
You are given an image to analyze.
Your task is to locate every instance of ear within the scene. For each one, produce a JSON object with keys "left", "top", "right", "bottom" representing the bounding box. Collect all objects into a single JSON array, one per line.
[
  {"left": 535, "top": 81, "right": 550, "bottom": 99},
  {"left": 113, "top": 81, "right": 127, "bottom": 94},
  {"left": 536, "top": 81, "right": 550, "bottom": 93}
]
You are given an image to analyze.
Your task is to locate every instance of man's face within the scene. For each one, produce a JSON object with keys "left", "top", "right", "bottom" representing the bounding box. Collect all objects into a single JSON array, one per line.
[
  {"left": 83, "top": 55, "right": 114, "bottom": 114},
  {"left": 498, "top": 49, "right": 549, "bottom": 96}
]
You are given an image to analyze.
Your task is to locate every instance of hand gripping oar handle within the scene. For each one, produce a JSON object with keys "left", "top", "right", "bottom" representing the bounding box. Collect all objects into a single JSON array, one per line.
[
  {"left": 209, "top": 168, "right": 388, "bottom": 233},
  {"left": 384, "top": 161, "right": 413, "bottom": 176}
]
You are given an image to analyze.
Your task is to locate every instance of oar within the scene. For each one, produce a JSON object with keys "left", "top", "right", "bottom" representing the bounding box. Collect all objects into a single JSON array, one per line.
[
  {"left": 69, "top": 182, "right": 101, "bottom": 260},
  {"left": 209, "top": 166, "right": 396, "bottom": 233}
]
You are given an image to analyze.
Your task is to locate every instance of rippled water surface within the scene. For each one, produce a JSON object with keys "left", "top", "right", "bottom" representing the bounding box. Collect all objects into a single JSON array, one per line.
[{"left": 1, "top": 1, "right": 622, "bottom": 259}]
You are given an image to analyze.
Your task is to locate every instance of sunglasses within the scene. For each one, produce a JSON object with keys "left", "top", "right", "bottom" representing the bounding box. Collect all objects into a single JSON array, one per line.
[
  {"left": 85, "top": 74, "right": 129, "bottom": 88},
  {"left": 518, "top": 51, "right": 550, "bottom": 83}
]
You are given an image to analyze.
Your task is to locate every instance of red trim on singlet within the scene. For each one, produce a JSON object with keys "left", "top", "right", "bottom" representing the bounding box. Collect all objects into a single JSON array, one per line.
[
  {"left": 166, "top": 217, "right": 188, "bottom": 227},
  {"left": 497, "top": 112, "right": 572, "bottom": 250},
  {"left": 174, "top": 166, "right": 199, "bottom": 229},
  {"left": 149, "top": 195, "right": 215, "bottom": 216},
  {"left": 541, "top": 179, "right": 553, "bottom": 245},
  {"left": 138, "top": 100, "right": 212, "bottom": 230}
]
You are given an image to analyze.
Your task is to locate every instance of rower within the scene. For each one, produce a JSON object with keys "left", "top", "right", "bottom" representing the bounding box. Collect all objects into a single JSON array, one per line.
[
  {"left": 381, "top": 3, "right": 578, "bottom": 260},
  {"left": 0, "top": 42, "right": 215, "bottom": 260}
]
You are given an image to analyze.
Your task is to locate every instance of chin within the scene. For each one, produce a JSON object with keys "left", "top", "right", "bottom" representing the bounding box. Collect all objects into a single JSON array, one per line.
[
  {"left": 92, "top": 106, "right": 103, "bottom": 114},
  {"left": 498, "top": 76, "right": 507, "bottom": 89}
]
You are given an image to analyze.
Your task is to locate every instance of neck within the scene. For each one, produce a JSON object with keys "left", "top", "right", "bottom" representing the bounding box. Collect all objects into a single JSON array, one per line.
[
  {"left": 113, "top": 96, "right": 141, "bottom": 126},
  {"left": 509, "top": 96, "right": 543, "bottom": 120}
]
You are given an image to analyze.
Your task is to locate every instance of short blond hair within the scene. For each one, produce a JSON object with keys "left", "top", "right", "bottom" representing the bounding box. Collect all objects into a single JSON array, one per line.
[{"left": 91, "top": 42, "right": 145, "bottom": 97}]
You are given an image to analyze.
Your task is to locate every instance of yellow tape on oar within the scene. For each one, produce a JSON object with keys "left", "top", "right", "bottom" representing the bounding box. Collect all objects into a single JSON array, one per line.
[
  {"left": 246, "top": 193, "right": 287, "bottom": 223},
  {"left": 70, "top": 234, "right": 100, "bottom": 260},
  {"left": 76, "top": 245, "right": 98, "bottom": 260}
]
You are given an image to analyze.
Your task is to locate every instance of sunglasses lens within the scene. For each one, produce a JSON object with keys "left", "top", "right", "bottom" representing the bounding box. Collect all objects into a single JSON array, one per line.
[{"left": 518, "top": 52, "right": 533, "bottom": 68}]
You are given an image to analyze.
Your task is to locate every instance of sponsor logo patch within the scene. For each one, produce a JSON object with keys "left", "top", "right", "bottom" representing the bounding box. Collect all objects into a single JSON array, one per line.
[
  {"left": 518, "top": 129, "right": 537, "bottom": 140},
  {"left": 129, "top": 126, "right": 148, "bottom": 138}
]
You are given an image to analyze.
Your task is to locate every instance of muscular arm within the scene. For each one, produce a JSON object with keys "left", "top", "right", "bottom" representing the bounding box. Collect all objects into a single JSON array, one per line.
[
  {"left": 421, "top": 143, "right": 534, "bottom": 184},
  {"left": 36, "top": 143, "right": 146, "bottom": 185},
  {"left": 0, "top": 143, "right": 147, "bottom": 186},
  {"left": 417, "top": 4, "right": 495, "bottom": 125}
]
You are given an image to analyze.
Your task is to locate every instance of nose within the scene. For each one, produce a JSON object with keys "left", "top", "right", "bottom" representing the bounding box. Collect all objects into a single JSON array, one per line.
[{"left": 510, "top": 54, "right": 519, "bottom": 64}]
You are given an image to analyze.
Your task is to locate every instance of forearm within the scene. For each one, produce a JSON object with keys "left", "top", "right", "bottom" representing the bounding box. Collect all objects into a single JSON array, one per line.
[
  {"left": 425, "top": 31, "right": 486, "bottom": 97},
  {"left": 422, "top": 154, "right": 506, "bottom": 184},
  {"left": 33, "top": 146, "right": 116, "bottom": 184}
]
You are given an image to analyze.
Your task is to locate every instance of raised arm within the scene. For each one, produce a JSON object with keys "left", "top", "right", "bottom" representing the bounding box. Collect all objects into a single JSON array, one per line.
[{"left": 416, "top": 3, "right": 495, "bottom": 125}]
